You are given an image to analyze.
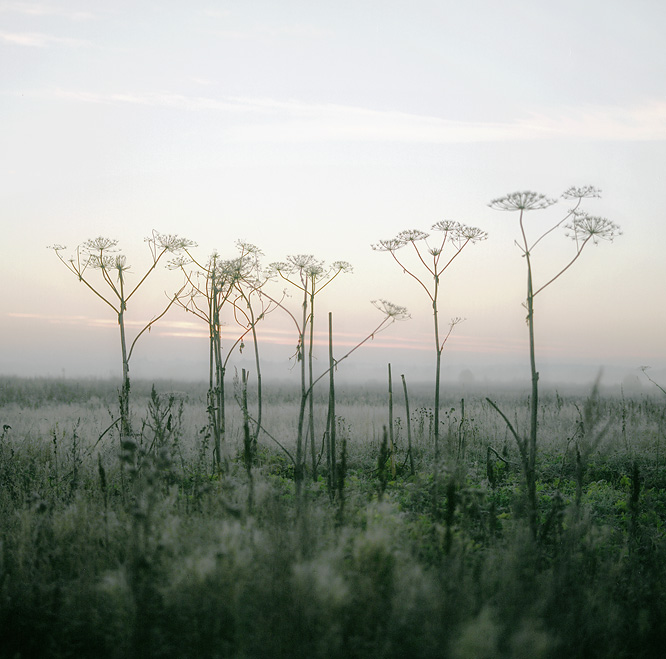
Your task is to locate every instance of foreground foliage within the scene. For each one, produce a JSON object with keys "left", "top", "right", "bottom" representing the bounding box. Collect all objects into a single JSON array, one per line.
[{"left": 0, "top": 377, "right": 665, "bottom": 658}]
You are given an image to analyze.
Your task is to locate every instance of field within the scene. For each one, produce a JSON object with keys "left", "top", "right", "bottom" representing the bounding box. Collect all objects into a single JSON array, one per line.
[{"left": 0, "top": 375, "right": 665, "bottom": 658}]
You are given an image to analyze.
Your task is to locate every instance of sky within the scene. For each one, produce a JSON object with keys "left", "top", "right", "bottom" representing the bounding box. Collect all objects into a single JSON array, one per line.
[{"left": 1, "top": 0, "right": 665, "bottom": 388}]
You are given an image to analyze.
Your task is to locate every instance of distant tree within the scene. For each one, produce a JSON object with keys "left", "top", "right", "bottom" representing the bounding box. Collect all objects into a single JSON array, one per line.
[{"left": 49, "top": 231, "right": 194, "bottom": 438}]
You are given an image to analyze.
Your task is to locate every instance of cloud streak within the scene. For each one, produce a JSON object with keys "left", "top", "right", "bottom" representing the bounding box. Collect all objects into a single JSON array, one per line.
[
  {"left": 0, "top": 31, "right": 90, "bottom": 47},
  {"left": 41, "top": 89, "right": 666, "bottom": 143},
  {"left": 0, "top": 2, "right": 93, "bottom": 20}
]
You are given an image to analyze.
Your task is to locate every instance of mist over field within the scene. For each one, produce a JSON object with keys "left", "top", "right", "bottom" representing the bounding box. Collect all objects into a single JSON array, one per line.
[{"left": 1, "top": 2, "right": 666, "bottom": 656}]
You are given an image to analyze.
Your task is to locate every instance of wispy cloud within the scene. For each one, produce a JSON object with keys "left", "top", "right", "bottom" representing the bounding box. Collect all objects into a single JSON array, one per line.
[
  {"left": 0, "top": 2, "right": 93, "bottom": 20},
  {"left": 0, "top": 30, "right": 90, "bottom": 47},
  {"left": 206, "top": 23, "right": 331, "bottom": 41},
  {"left": 27, "top": 89, "right": 666, "bottom": 142}
]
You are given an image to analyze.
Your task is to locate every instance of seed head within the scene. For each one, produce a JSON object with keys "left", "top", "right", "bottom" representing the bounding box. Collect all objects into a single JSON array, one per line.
[
  {"left": 150, "top": 232, "right": 197, "bottom": 252},
  {"left": 371, "top": 299, "right": 410, "bottom": 321},
  {"left": 489, "top": 191, "right": 557, "bottom": 212},
  {"left": 371, "top": 238, "right": 405, "bottom": 252},
  {"left": 84, "top": 237, "right": 119, "bottom": 253},
  {"left": 457, "top": 224, "right": 488, "bottom": 243},
  {"left": 431, "top": 220, "right": 460, "bottom": 233},
  {"left": 113, "top": 255, "right": 128, "bottom": 272},
  {"left": 566, "top": 214, "right": 621, "bottom": 244},
  {"left": 287, "top": 254, "right": 324, "bottom": 273},
  {"left": 331, "top": 260, "right": 353, "bottom": 274},
  {"left": 167, "top": 255, "right": 191, "bottom": 270},
  {"left": 236, "top": 240, "right": 263, "bottom": 256},
  {"left": 397, "top": 229, "right": 429, "bottom": 243},
  {"left": 562, "top": 185, "right": 601, "bottom": 200},
  {"left": 267, "top": 261, "right": 289, "bottom": 277}
]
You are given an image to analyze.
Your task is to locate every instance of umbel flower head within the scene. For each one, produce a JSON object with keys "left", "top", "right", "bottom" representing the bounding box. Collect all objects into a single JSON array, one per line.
[
  {"left": 371, "top": 299, "right": 410, "bottom": 321},
  {"left": 457, "top": 225, "right": 488, "bottom": 243},
  {"left": 371, "top": 238, "right": 405, "bottom": 253},
  {"left": 83, "top": 236, "right": 119, "bottom": 253},
  {"left": 397, "top": 229, "right": 429, "bottom": 243},
  {"left": 287, "top": 254, "right": 325, "bottom": 275},
  {"left": 566, "top": 214, "right": 622, "bottom": 244},
  {"left": 562, "top": 185, "right": 602, "bottom": 200},
  {"left": 489, "top": 191, "right": 557, "bottom": 212},
  {"left": 148, "top": 231, "right": 197, "bottom": 253},
  {"left": 331, "top": 260, "right": 353, "bottom": 275}
]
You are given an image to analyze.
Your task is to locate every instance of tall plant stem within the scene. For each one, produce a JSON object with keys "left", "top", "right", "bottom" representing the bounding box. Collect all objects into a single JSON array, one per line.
[
  {"left": 522, "top": 209, "right": 539, "bottom": 539},
  {"left": 308, "top": 282, "right": 317, "bottom": 481},
  {"left": 241, "top": 369, "right": 254, "bottom": 511},
  {"left": 388, "top": 363, "right": 396, "bottom": 478},
  {"left": 295, "top": 287, "right": 309, "bottom": 494},
  {"left": 433, "top": 282, "right": 442, "bottom": 459},
  {"left": 327, "top": 312, "right": 337, "bottom": 495},
  {"left": 402, "top": 374, "right": 415, "bottom": 476},
  {"left": 117, "top": 270, "right": 131, "bottom": 438},
  {"left": 249, "top": 312, "right": 263, "bottom": 443}
]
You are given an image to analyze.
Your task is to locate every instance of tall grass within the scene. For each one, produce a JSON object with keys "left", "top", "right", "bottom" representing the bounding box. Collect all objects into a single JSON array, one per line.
[{"left": 0, "top": 378, "right": 665, "bottom": 658}]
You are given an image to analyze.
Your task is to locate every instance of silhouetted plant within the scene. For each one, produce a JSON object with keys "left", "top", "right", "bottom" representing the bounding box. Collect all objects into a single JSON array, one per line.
[
  {"left": 49, "top": 232, "right": 194, "bottom": 438},
  {"left": 240, "top": 294, "right": 409, "bottom": 495},
  {"left": 488, "top": 186, "right": 620, "bottom": 538},
  {"left": 172, "top": 241, "right": 272, "bottom": 469},
  {"left": 269, "top": 256, "right": 352, "bottom": 485},
  {"left": 373, "top": 222, "right": 487, "bottom": 457}
]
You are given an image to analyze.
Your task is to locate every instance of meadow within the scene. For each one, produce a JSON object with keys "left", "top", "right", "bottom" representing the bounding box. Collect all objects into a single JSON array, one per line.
[{"left": 0, "top": 374, "right": 665, "bottom": 658}]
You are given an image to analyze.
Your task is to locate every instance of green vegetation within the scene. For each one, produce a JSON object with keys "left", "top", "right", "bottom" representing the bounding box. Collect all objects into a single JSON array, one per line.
[{"left": 1, "top": 377, "right": 665, "bottom": 658}]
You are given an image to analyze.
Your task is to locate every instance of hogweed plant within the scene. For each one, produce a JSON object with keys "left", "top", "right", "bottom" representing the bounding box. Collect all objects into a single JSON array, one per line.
[
  {"left": 49, "top": 231, "right": 194, "bottom": 438},
  {"left": 246, "top": 288, "right": 408, "bottom": 496},
  {"left": 372, "top": 222, "right": 487, "bottom": 457},
  {"left": 269, "top": 256, "right": 352, "bottom": 485},
  {"left": 488, "top": 187, "right": 621, "bottom": 539},
  {"left": 171, "top": 241, "right": 273, "bottom": 469}
]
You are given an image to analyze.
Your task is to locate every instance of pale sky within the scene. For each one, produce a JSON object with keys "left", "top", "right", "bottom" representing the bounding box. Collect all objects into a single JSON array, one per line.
[{"left": 1, "top": 0, "right": 665, "bottom": 386}]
